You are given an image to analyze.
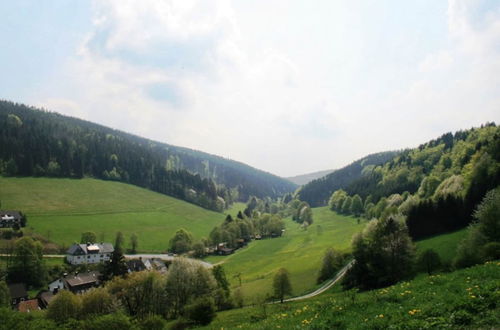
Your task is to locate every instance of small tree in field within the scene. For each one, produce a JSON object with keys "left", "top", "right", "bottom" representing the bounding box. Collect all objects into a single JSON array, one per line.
[
  {"left": 273, "top": 268, "right": 292, "bottom": 303},
  {"left": 130, "top": 233, "right": 138, "bottom": 254},
  {"left": 417, "top": 249, "right": 441, "bottom": 275},
  {"left": 317, "top": 248, "right": 344, "bottom": 283},
  {"left": 80, "top": 231, "right": 97, "bottom": 244}
]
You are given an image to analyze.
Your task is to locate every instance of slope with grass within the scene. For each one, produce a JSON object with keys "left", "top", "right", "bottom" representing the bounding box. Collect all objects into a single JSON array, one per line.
[
  {"left": 204, "top": 261, "right": 500, "bottom": 329},
  {"left": 205, "top": 207, "right": 364, "bottom": 304},
  {"left": 415, "top": 228, "right": 467, "bottom": 264},
  {"left": 0, "top": 177, "right": 225, "bottom": 252}
]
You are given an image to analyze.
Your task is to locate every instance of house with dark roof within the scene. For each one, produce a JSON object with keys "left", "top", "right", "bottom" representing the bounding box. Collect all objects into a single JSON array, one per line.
[
  {"left": 0, "top": 210, "right": 24, "bottom": 228},
  {"left": 66, "top": 243, "right": 114, "bottom": 265},
  {"left": 8, "top": 283, "right": 28, "bottom": 307},
  {"left": 63, "top": 271, "right": 101, "bottom": 294},
  {"left": 18, "top": 299, "right": 41, "bottom": 313},
  {"left": 37, "top": 291, "right": 55, "bottom": 309}
]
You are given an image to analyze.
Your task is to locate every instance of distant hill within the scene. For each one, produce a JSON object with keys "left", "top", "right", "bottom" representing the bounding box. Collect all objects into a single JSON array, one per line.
[
  {"left": 297, "top": 151, "right": 399, "bottom": 207},
  {"left": 286, "top": 169, "right": 334, "bottom": 185},
  {"left": 0, "top": 100, "right": 297, "bottom": 210}
]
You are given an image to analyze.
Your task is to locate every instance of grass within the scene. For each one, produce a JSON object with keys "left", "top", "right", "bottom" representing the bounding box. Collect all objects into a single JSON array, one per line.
[
  {"left": 205, "top": 207, "right": 364, "bottom": 304},
  {"left": 203, "top": 261, "right": 500, "bottom": 329},
  {"left": 0, "top": 177, "right": 226, "bottom": 252},
  {"left": 415, "top": 228, "right": 468, "bottom": 263}
]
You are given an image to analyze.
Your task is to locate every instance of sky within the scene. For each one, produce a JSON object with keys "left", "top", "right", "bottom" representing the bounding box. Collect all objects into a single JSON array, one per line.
[{"left": 1, "top": 0, "right": 499, "bottom": 177}]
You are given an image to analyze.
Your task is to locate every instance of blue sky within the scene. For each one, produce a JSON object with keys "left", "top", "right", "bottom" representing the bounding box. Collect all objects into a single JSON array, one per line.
[{"left": 1, "top": 0, "right": 499, "bottom": 176}]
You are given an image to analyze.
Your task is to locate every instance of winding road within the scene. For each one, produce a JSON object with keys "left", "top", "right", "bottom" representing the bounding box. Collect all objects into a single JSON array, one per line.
[{"left": 271, "top": 260, "right": 355, "bottom": 304}]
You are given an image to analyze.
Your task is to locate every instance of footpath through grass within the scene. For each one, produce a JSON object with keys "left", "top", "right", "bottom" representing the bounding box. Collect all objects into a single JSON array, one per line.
[
  {"left": 0, "top": 177, "right": 225, "bottom": 252},
  {"left": 204, "top": 261, "right": 500, "bottom": 329},
  {"left": 206, "top": 207, "right": 364, "bottom": 304}
]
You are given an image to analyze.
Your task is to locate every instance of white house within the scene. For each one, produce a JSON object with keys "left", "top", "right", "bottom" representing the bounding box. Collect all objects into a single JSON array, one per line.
[{"left": 66, "top": 243, "right": 114, "bottom": 265}]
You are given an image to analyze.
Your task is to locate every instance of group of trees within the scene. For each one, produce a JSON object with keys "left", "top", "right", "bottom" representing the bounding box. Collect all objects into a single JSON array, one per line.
[
  {"left": 342, "top": 183, "right": 500, "bottom": 291},
  {"left": 343, "top": 215, "right": 415, "bottom": 290},
  {"left": 209, "top": 212, "right": 285, "bottom": 250},
  {"left": 328, "top": 190, "right": 364, "bottom": 217},
  {"left": 5, "top": 237, "right": 46, "bottom": 287},
  {"left": 454, "top": 187, "right": 500, "bottom": 267},
  {"left": 0, "top": 101, "right": 296, "bottom": 211}
]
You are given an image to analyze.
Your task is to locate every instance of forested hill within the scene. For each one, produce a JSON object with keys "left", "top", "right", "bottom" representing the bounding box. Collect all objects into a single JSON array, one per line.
[
  {"left": 303, "top": 123, "right": 500, "bottom": 240},
  {"left": 0, "top": 100, "right": 297, "bottom": 210},
  {"left": 297, "top": 151, "right": 399, "bottom": 207},
  {"left": 286, "top": 169, "right": 334, "bottom": 185}
]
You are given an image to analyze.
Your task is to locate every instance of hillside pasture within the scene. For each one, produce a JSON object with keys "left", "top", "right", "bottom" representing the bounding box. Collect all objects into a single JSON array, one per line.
[
  {"left": 0, "top": 177, "right": 226, "bottom": 252},
  {"left": 415, "top": 229, "right": 467, "bottom": 264},
  {"left": 206, "top": 207, "right": 364, "bottom": 303}
]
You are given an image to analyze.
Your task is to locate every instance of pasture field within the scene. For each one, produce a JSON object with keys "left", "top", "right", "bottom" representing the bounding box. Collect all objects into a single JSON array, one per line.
[
  {"left": 415, "top": 228, "right": 467, "bottom": 263},
  {"left": 203, "top": 261, "right": 500, "bottom": 329},
  {"left": 0, "top": 177, "right": 226, "bottom": 252},
  {"left": 206, "top": 207, "right": 364, "bottom": 303}
]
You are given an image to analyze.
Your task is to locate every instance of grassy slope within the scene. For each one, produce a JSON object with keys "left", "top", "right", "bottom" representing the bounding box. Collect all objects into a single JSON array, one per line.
[
  {"left": 415, "top": 229, "right": 467, "bottom": 263},
  {"left": 206, "top": 207, "right": 364, "bottom": 303},
  {"left": 205, "top": 261, "right": 500, "bottom": 329},
  {"left": 0, "top": 177, "right": 225, "bottom": 252}
]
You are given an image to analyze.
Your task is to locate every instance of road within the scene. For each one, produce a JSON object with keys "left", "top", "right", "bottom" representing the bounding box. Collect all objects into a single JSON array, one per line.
[
  {"left": 1, "top": 253, "right": 212, "bottom": 268},
  {"left": 272, "top": 260, "right": 355, "bottom": 304}
]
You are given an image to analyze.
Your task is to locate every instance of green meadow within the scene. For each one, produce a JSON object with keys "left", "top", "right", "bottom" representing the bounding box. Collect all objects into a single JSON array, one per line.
[
  {"left": 206, "top": 207, "right": 364, "bottom": 303},
  {"left": 203, "top": 261, "right": 500, "bottom": 329},
  {"left": 0, "top": 177, "right": 226, "bottom": 252},
  {"left": 415, "top": 228, "right": 467, "bottom": 263}
]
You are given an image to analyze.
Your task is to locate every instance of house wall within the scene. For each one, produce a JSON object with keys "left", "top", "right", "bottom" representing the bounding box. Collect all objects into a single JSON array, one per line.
[{"left": 66, "top": 253, "right": 111, "bottom": 265}]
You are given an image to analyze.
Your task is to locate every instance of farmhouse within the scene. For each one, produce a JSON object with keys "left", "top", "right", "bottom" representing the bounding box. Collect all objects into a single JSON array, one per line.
[
  {"left": 66, "top": 242, "right": 114, "bottom": 265},
  {"left": 64, "top": 271, "right": 101, "bottom": 294},
  {"left": 0, "top": 210, "right": 24, "bottom": 228}
]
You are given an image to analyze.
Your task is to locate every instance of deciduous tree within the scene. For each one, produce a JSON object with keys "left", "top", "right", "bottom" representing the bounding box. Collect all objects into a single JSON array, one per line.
[{"left": 273, "top": 268, "right": 292, "bottom": 303}]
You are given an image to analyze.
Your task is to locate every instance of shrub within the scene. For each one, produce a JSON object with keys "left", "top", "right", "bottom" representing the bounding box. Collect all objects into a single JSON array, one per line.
[
  {"left": 184, "top": 296, "right": 216, "bottom": 326},
  {"left": 417, "top": 249, "right": 441, "bottom": 275}
]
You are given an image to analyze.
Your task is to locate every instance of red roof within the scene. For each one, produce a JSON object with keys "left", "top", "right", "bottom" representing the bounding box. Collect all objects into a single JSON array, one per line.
[{"left": 18, "top": 299, "right": 40, "bottom": 312}]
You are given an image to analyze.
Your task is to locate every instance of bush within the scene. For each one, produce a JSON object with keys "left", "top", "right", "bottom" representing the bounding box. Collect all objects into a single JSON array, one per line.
[
  {"left": 184, "top": 296, "right": 216, "bottom": 326},
  {"left": 417, "top": 249, "right": 441, "bottom": 275},
  {"left": 81, "top": 313, "right": 134, "bottom": 330},
  {"left": 46, "top": 290, "right": 81, "bottom": 324},
  {"left": 481, "top": 242, "right": 500, "bottom": 261},
  {"left": 137, "top": 314, "right": 166, "bottom": 330}
]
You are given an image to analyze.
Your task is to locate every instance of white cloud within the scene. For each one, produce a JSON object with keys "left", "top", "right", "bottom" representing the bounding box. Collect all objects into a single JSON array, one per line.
[{"left": 33, "top": 0, "right": 500, "bottom": 177}]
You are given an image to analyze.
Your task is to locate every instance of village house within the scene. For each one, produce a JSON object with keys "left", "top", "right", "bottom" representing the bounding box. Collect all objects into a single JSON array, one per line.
[
  {"left": 37, "top": 291, "right": 55, "bottom": 309},
  {"left": 0, "top": 210, "right": 24, "bottom": 228},
  {"left": 8, "top": 283, "right": 28, "bottom": 308},
  {"left": 63, "top": 271, "right": 101, "bottom": 294},
  {"left": 66, "top": 242, "right": 114, "bottom": 265}
]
